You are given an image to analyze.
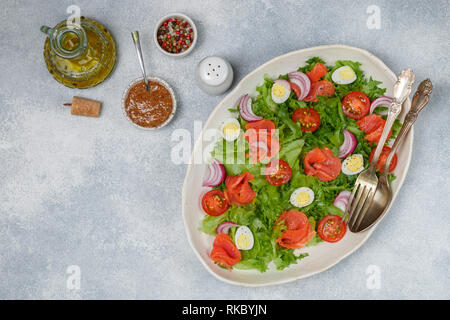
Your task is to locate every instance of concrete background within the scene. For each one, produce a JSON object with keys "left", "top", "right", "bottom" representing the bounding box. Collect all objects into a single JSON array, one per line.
[{"left": 0, "top": 0, "right": 449, "bottom": 299}]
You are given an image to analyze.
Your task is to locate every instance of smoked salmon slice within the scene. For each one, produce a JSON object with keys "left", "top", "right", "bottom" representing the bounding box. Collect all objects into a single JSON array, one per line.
[
  {"left": 275, "top": 210, "right": 315, "bottom": 249},
  {"left": 225, "top": 172, "right": 256, "bottom": 205},
  {"left": 306, "top": 62, "right": 328, "bottom": 82},
  {"left": 244, "top": 119, "right": 279, "bottom": 163},
  {"left": 356, "top": 114, "right": 392, "bottom": 144},
  {"left": 304, "top": 147, "right": 341, "bottom": 182},
  {"left": 245, "top": 119, "right": 276, "bottom": 133},
  {"left": 210, "top": 234, "right": 241, "bottom": 269}
]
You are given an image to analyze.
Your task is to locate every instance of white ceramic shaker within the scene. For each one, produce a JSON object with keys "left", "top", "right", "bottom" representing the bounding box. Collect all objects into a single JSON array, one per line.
[{"left": 196, "top": 56, "right": 234, "bottom": 95}]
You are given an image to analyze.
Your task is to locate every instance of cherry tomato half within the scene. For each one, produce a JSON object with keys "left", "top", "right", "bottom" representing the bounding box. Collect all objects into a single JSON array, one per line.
[
  {"left": 265, "top": 159, "right": 292, "bottom": 186},
  {"left": 201, "top": 190, "right": 229, "bottom": 216},
  {"left": 342, "top": 91, "right": 370, "bottom": 119},
  {"left": 369, "top": 146, "right": 398, "bottom": 173},
  {"left": 317, "top": 215, "right": 346, "bottom": 243},
  {"left": 292, "top": 108, "right": 321, "bottom": 132}
]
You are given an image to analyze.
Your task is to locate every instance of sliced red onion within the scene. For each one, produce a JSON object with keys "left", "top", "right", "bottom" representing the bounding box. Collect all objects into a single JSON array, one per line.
[
  {"left": 338, "top": 129, "right": 357, "bottom": 159},
  {"left": 202, "top": 158, "right": 226, "bottom": 187},
  {"left": 370, "top": 96, "right": 393, "bottom": 115},
  {"left": 216, "top": 221, "right": 239, "bottom": 234},
  {"left": 238, "top": 94, "right": 263, "bottom": 122},
  {"left": 288, "top": 71, "right": 311, "bottom": 100},
  {"left": 333, "top": 190, "right": 351, "bottom": 212}
]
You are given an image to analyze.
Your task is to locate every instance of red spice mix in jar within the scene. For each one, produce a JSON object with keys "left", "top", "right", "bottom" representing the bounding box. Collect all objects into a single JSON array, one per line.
[{"left": 125, "top": 80, "right": 173, "bottom": 128}]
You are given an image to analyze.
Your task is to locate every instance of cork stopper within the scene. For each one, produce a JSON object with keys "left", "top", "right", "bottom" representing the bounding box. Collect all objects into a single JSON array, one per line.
[{"left": 65, "top": 96, "right": 101, "bottom": 117}]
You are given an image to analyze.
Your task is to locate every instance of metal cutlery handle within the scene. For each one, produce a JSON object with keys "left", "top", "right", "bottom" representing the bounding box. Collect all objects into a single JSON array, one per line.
[
  {"left": 369, "top": 69, "right": 415, "bottom": 173},
  {"left": 131, "top": 31, "right": 149, "bottom": 91},
  {"left": 383, "top": 79, "right": 432, "bottom": 175}
]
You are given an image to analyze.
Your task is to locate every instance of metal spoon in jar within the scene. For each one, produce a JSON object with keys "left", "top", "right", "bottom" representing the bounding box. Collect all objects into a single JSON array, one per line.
[
  {"left": 131, "top": 31, "right": 149, "bottom": 91},
  {"left": 354, "top": 79, "right": 433, "bottom": 232}
]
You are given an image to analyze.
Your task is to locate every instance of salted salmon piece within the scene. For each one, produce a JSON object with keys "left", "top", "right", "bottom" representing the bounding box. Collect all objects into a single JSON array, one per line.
[
  {"left": 304, "top": 147, "right": 327, "bottom": 176},
  {"left": 225, "top": 172, "right": 256, "bottom": 205},
  {"left": 278, "top": 210, "right": 309, "bottom": 230},
  {"left": 245, "top": 119, "right": 276, "bottom": 133},
  {"left": 276, "top": 210, "right": 315, "bottom": 249},
  {"left": 356, "top": 114, "right": 392, "bottom": 144},
  {"left": 244, "top": 119, "right": 279, "bottom": 163},
  {"left": 365, "top": 125, "right": 392, "bottom": 144},
  {"left": 245, "top": 128, "right": 280, "bottom": 163},
  {"left": 225, "top": 171, "right": 254, "bottom": 190},
  {"left": 291, "top": 225, "right": 316, "bottom": 248},
  {"left": 306, "top": 62, "right": 328, "bottom": 82},
  {"left": 314, "top": 170, "right": 336, "bottom": 182},
  {"left": 211, "top": 234, "right": 241, "bottom": 269},
  {"left": 304, "top": 147, "right": 341, "bottom": 181},
  {"left": 303, "top": 80, "right": 335, "bottom": 102},
  {"left": 314, "top": 157, "right": 341, "bottom": 177},
  {"left": 225, "top": 183, "right": 255, "bottom": 205},
  {"left": 356, "top": 114, "right": 384, "bottom": 132}
]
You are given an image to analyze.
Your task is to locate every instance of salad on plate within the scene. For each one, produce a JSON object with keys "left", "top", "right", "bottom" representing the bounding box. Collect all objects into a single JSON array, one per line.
[{"left": 199, "top": 57, "right": 402, "bottom": 272}]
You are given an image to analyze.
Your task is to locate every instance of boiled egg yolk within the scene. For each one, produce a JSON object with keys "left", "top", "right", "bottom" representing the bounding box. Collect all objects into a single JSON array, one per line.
[
  {"left": 345, "top": 155, "right": 364, "bottom": 172},
  {"left": 296, "top": 192, "right": 311, "bottom": 207},
  {"left": 272, "top": 84, "right": 286, "bottom": 98},
  {"left": 222, "top": 122, "right": 239, "bottom": 137},
  {"left": 290, "top": 187, "right": 315, "bottom": 208},
  {"left": 338, "top": 67, "right": 356, "bottom": 81},
  {"left": 237, "top": 234, "right": 251, "bottom": 250}
]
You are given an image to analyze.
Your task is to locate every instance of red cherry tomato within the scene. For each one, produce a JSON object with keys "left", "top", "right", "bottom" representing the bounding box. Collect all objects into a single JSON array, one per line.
[
  {"left": 292, "top": 108, "right": 321, "bottom": 132},
  {"left": 201, "top": 190, "right": 229, "bottom": 216},
  {"left": 265, "top": 159, "right": 292, "bottom": 186},
  {"left": 317, "top": 215, "right": 346, "bottom": 243},
  {"left": 369, "top": 146, "right": 398, "bottom": 173},
  {"left": 342, "top": 91, "right": 370, "bottom": 119}
]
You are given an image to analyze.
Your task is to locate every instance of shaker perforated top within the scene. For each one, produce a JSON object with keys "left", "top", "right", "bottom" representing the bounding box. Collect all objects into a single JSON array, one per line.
[{"left": 196, "top": 56, "right": 233, "bottom": 95}]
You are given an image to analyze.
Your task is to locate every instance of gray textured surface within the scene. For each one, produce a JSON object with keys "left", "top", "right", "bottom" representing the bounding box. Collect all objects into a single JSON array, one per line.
[{"left": 0, "top": 0, "right": 449, "bottom": 299}]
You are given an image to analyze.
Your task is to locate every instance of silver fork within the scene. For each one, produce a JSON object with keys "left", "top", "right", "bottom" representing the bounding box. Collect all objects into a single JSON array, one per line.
[{"left": 342, "top": 69, "right": 415, "bottom": 232}]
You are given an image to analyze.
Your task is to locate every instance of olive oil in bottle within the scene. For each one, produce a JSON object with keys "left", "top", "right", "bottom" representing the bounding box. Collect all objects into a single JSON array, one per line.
[{"left": 41, "top": 16, "right": 116, "bottom": 89}]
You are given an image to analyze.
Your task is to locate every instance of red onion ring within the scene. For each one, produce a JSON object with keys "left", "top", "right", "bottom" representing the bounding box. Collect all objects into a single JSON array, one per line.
[
  {"left": 288, "top": 71, "right": 311, "bottom": 100},
  {"left": 333, "top": 190, "right": 351, "bottom": 212},
  {"left": 338, "top": 129, "right": 357, "bottom": 159},
  {"left": 202, "top": 158, "right": 226, "bottom": 187},
  {"left": 238, "top": 94, "right": 263, "bottom": 122},
  {"left": 216, "top": 221, "right": 239, "bottom": 234},
  {"left": 370, "top": 96, "right": 393, "bottom": 115}
]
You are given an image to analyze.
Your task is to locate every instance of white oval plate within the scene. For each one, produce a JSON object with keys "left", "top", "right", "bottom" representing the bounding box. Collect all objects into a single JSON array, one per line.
[{"left": 182, "top": 45, "right": 413, "bottom": 286}]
